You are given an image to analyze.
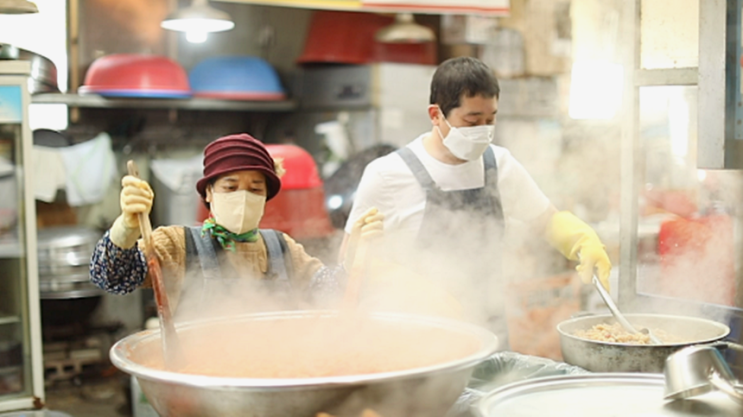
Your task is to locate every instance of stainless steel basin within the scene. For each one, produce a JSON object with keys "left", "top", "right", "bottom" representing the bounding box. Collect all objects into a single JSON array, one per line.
[{"left": 110, "top": 310, "right": 499, "bottom": 417}]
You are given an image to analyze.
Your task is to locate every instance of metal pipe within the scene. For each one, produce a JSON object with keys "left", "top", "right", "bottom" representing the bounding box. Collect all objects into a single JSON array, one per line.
[
  {"left": 618, "top": 0, "right": 640, "bottom": 310},
  {"left": 68, "top": 0, "right": 80, "bottom": 123}
]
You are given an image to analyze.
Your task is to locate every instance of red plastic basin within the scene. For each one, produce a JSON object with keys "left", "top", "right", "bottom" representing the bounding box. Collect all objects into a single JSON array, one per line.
[{"left": 79, "top": 54, "right": 191, "bottom": 97}]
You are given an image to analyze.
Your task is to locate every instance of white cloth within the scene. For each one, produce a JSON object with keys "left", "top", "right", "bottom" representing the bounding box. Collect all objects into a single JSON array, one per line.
[
  {"left": 150, "top": 155, "right": 203, "bottom": 194},
  {"left": 32, "top": 146, "right": 66, "bottom": 202},
  {"left": 59, "top": 132, "right": 117, "bottom": 206},
  {"left": 345, "top": 133, "right": 551, "bottom": 236}
]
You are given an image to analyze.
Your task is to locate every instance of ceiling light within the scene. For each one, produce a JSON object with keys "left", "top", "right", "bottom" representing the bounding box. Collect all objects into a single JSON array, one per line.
[
  {"left": 186, "top": 31, "right": 208, "bottom": 44},
  {"left": 375, "top": 13, "right": 435, "bottom": 44},
  {"left": 161, "top": 0, "right": 234, "bottom": 40},
  {"left": 0, "top": 0, "right": 38, "bottom": 14}
]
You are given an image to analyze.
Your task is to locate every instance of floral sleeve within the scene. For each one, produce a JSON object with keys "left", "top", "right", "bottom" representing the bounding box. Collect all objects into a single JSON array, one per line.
[{"left": 89, "top": 230, "right": 148, "bottom": 295}]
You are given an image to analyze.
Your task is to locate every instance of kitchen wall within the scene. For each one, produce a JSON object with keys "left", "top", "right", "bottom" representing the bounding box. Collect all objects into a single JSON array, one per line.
[
  {"left": 66, "top": 0, "right": 316, "bottom": 224},
  {"left": 62, "top": 0, "right": 320, "bottom": 333},
  {"left": 76, "top": 0, "right": 312, "bottom": 88}
]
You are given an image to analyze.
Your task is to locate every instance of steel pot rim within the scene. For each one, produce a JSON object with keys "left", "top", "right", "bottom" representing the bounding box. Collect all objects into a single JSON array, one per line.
[
  {"left": 556, "top": 313, "right": 730, "bottom": 347},
  {"left": 476, "top": 373, "right": 668, "bottom": 416},
  {"left": 110, "top": 310, "right": 499, "bottom": 391}
]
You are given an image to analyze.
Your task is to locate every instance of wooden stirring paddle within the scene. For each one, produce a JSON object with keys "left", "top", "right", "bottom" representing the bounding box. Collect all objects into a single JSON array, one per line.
[
  {"left": 341, "top": 240, "right": 369, "bottom": 311},
  {"left": 341, "top": 209, "right": 382, "bottom": 311},
  {"left": 127, "top": 160, "right": 186, "bottom": 369}
]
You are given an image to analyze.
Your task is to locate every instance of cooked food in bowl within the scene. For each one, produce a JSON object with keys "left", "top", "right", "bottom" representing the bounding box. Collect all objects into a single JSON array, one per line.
[
  {"left": 134, "top": 314, "right": 481, "bottom": 378},
  {"left": 574, "top": 322, "right": 684, "bottom": 345},
  {"left": 318, "top": 410, "right": 382, "bottom": 417}
]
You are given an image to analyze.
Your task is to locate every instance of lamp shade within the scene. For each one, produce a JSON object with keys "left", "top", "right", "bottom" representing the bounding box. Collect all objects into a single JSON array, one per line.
[
  {"left": 375, "top": 13, "right": 435, "bottom": 44},
  {"left": 0, "top": 0, "right": 38, "bottom": 14},
  {"left": 161, "top": 0, "right": 234, "bottom": 33}
]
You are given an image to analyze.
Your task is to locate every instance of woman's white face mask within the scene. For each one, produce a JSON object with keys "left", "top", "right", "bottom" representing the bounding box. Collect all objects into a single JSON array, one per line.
[
  {"left": 210, "top": 189, "right": 266, "bottom": 234},
  {"left": 436, "top": 109, "right": 494, "bottom": 161}
]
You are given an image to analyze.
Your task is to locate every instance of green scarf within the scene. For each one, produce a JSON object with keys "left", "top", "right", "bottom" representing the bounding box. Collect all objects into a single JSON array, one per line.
[{"left": 201, "top": 217, "right": 259, "bottom": 252}]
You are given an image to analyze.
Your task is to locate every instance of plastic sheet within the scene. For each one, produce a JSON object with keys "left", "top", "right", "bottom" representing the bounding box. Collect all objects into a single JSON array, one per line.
[{"left": 447, "top": 352, "right": 589, "bottom": 417}]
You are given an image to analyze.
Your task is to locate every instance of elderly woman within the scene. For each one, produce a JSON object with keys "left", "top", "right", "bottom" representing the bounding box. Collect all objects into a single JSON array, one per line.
[{"left": 89, "top": 133, "right": 381, "bottom": 319}]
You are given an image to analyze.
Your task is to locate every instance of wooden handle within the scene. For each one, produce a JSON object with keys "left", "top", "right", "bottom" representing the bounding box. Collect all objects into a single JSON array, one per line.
[
  {"left": 126, "top": 160, "right": 186, "bottom": 370},
  {"left": 342, "top": 241, "right": 369, "bottom": 311},
  {"left": 126, "top": 160, "right": 154, "bottom": 247}
]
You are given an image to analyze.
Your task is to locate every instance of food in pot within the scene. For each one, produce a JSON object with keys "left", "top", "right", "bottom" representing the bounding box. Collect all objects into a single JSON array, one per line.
[
  {"left": 317, "top": 410, "right": 382, "bottom": 417},
  {"left": 136, "top": 315, "right": 481, "bottom": 378},
  {"left": 574, "top": 322, "right": 683, "bottom": 344}
]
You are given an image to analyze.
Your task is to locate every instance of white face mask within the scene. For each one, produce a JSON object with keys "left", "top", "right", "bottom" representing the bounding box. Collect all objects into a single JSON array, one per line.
[
  {"left": 436, "top": 114, "right": 495, "bottom": 161},
  {"left": 210, "top": 189, "right": 266, "bottom": 234}
]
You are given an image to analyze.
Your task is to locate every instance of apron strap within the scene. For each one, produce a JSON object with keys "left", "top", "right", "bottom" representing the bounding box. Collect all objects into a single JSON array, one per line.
[
  {"left": 397, "top": 147, "right": 436, "bottom": 190},
  {"left": 259, "top": 229, "right": 292, "bottom": 285},
  {"left": 184, "top": 226, "right": 221, "bottom": 280},
  {"left": 482, "top": 146, "right": 504, "bottom": 222},
  {"left": 399, "top": 145, "right": 500, "bottom": 190},
  {"left": 483, "top": 146, "right": 496, "bottom": 184}
]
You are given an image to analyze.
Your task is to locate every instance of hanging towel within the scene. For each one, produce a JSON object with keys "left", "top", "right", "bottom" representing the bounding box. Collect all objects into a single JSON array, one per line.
[
  {"left": 59, "top": 132, "right": 117, "bottom": 206},
  {"left": 32, "top": 146, "right": 67, "bottom": 203},
  {"left": 150, "top": 155, "right": 203, "bottom": 194}
]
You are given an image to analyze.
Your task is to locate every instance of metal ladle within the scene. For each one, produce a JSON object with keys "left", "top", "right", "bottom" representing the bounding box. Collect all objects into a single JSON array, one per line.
[
  {"left": 592, "top": 275, "right": 662, "bottom": 345},
  {"left": 664, "top": 344, "right": 743, "bottom": 403}
]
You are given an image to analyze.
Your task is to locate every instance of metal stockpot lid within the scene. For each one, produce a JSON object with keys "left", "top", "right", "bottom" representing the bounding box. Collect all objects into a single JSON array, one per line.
[
  {"left": 0, "top": 411, "right": 72, "bottom": 417},
  {"left": 477, "top": 373, "right": 742, "bottom": 417},
  {"left": 37, "top": 226, "right": 100, "bottom": 249}
]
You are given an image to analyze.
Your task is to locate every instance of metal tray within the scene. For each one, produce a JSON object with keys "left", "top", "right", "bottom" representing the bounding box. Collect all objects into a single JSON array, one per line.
[{"left": 477, "top": 373, "right": 742, "bottom": 416}]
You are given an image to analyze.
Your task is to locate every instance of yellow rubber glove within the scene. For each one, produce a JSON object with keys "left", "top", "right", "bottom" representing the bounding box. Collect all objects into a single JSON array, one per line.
[
  {"left": 545, "top": 211, "right": 612, "bottom": 291},
  {"left": 343, "top": 207, "right": 384, "bottom": 272},
  {"left": 109, "top": 175, "right": 154, "bottom": 249}
]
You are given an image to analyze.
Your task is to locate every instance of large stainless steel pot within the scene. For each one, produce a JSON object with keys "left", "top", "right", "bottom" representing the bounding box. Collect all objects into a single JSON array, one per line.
[
  {"left": 557, "top": 313, "right": 730, "bottom": 373},
  {"left": 476, "top": 373, "right": 743, "bottom": 416},
  {"left": 110, "top": 311, "right": 499, "bottom": 417}
]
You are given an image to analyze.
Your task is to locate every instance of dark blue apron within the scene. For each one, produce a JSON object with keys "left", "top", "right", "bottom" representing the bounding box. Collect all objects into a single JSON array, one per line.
[
  {"left": 182, "top": 226, "right": 295, "bottom": 312},
  {"left": 396, "top": 146, "right": 509, "bottom": 348}
]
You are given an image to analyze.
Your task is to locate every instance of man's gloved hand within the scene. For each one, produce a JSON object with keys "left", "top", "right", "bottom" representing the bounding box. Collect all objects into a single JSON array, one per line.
[
  {"left": 109, "top": 175, "right": 154, "bottom": 249},
  {"left": 344, "top": 207, "right": 384, "bottom": 271},
  {"left": 545, "top": 211, "right": 612, "bottom": 291}
]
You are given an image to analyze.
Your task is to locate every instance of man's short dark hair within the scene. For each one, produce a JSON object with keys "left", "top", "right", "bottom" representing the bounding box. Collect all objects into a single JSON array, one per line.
[{"left": 430, "top": 57, "right": 500, "bottom": 117}]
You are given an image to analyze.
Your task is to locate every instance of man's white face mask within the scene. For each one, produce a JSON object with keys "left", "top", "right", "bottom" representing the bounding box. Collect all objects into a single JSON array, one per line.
[
  {"left": 436, "top": 108, "right": 495, "bottom": 161},
  {"left": 210, "top": 189, "right": 266, "bottom": 234}
]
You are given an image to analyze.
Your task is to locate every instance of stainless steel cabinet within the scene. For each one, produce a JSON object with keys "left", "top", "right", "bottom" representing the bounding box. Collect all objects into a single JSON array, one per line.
[{"left": 0, "top": 61, "right": 44, "bottom": 412}]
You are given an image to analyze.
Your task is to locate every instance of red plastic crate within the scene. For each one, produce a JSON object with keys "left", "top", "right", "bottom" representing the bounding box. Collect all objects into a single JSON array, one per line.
[{"left": 657, "top": 214, "right": 736, "bottom": 306}]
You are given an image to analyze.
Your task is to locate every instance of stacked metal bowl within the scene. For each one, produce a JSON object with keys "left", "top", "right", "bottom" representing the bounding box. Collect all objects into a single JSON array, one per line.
[
  {"left": 0, "top": 43, "right": 60, "bottom": 95},
  {"left": 37, "top": 226, "right": 102, "bottom": 300}
]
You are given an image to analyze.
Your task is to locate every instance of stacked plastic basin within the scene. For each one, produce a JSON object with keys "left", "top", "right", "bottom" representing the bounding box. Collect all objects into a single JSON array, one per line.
[
  {"left": 79, "top": 54, "right": 192, "bottom": 98},
  {"left": 79, "top": 54, "right": 286, "bottom": 101},
  {"left": 188, "top": 56, "right": 286, "bottom": 100}
]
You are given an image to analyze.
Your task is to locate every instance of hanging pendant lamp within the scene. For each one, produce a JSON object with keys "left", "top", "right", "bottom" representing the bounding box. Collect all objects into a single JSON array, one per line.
[
  {"left": 0, "top": 0, "right": 38, "bottom": 14},
  {"left": 375, "top": 13, "right": 435, "bottom": 44},
  {"left": 161, "top": 0, "right": 234, "bottom": 43}
]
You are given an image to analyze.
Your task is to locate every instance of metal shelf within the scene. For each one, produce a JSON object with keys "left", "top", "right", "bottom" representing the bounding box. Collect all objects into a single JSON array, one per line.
[
  {"left": 31, "top": 94, "right": 298, "bottom": 112},
  {"left": 0, "top": 315, "right": 20, "bottom": 326},
  {"left": 0, "top": 239, "right": 22, "bottom": 259}
]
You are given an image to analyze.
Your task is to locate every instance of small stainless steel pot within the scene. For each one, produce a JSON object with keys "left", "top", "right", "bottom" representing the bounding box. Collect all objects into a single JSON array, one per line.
[
  {"left": 557, "top": 313, "right": 730, "bottom": 373},
  {"left": 664, "top": 344, "right": 743, "bottom": 402}
]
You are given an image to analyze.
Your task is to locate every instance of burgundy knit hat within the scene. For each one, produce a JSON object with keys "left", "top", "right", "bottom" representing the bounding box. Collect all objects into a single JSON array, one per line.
[{"left": 196, "top": 133, "right": 281, "bottom": 201}]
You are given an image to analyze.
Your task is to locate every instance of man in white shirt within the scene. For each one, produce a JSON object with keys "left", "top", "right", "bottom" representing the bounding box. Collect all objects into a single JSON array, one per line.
[{"left": 341, "top": 57, "right": 611, "bottom": 347}]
